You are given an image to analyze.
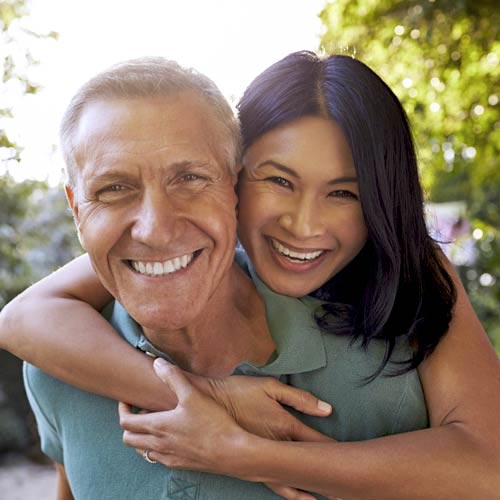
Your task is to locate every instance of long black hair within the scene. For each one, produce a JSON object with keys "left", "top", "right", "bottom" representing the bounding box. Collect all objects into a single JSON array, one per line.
[{"left": 237, "top": 51, "right": 457, "bottom": 375}]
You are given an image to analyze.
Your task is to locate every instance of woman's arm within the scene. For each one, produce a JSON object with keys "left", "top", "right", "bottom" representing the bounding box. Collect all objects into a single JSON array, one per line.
[
  {"left": 0, "top": 254, "right": 331, "bottom": 434},
  {"left": 0, "top": 254, "right": 178, "bottom": 410},
  {"left": 120, "top": 261, "right": 500, "bottom": 499}
]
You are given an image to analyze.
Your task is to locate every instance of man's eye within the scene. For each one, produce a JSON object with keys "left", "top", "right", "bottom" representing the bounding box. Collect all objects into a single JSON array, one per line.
[
  {"left": 95, "top": 184, "right": 129, "bottom": 201},
  {"left": 267, "top": 176, "right": 292, "bottom": 189},
  {"left": 179, "top": 173, "right": 208, "bottom": 183},
  {"left": 329, "top": 189, "right": 358, "bottom": 200}
]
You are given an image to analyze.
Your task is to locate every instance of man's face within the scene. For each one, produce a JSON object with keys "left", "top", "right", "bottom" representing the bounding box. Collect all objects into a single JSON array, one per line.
[{"left": 66, "top": 92, "right": 238, "bottom": 333}]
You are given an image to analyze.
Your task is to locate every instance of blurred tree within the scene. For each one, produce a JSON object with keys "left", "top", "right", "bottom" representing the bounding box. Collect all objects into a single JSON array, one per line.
[
  {"left": 320, "top": 0, "right": 500, "bottom": 350},
  {"left": 1, "top": 0, "right": 45, "bottom": 158},
  {"left": 1, "top": 0, "right": 76, "bottom": 307},
  {"left": 1, "top": 0, "right": 79, "bottom": 454},
  {"left": 0, "top": 175, "right": 81, "bottom": 309}
]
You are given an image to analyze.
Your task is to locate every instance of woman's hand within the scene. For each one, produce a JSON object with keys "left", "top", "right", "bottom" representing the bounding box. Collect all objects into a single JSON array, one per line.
[
  {"left": 120, "top": 358, "right": 334, "bottom": 500},
  {"left": 189, "top": 364, "right": 333, "bottom": 442},
  {"left": 119, "top": 362, "right": 246, "bottom": 474}
]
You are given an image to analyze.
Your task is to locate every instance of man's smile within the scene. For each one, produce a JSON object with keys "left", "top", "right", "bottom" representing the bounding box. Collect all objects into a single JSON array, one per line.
[{"left": 128, "top": 250, "right": 201, "bottom": 277}]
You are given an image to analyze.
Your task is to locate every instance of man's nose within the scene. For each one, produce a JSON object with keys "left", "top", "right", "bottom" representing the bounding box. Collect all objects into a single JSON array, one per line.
[
  {"left": 130, "top": 191, "right": 181, "bottom": 247},
  {"left": 278, "top": 196, "right": 324, "bottom": 240}
]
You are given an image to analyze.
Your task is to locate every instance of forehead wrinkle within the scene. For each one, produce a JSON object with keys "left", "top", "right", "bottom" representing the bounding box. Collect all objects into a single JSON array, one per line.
[{"left": 78, "top": 133, "right": 216, "bottom": 168}]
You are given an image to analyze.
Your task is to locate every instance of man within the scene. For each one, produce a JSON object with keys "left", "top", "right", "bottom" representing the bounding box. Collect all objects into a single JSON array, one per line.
[{"left": 23, "top": 57, "right": 332, "bottom": 500}]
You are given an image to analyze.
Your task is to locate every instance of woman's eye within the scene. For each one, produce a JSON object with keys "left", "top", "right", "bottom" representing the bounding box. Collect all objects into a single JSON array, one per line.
[
  {"left": 267, "top": 176, "right": 292, "bottom": 189},
  {"left": 329, "top": 189, "right": 358, "bottom": 200}
]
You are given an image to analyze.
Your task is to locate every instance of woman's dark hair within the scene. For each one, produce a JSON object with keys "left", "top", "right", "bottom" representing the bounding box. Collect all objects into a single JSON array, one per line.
[{"left": 237, "top": 51, "right": 457, "bottom": 376}]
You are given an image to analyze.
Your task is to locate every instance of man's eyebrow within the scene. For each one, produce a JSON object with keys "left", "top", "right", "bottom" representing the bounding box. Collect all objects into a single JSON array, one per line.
[
  {"left": 168, "top": 160, "right": 213, "bottom": 172},
  {"left": 255, "top": 160, "right": 358, "bottom": 184},
  {"left": 85, "top": 170, "right": 136, "bottom": 183}
]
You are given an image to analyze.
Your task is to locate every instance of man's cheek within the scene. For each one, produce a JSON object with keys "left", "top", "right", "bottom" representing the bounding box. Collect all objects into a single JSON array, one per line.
[{"left": 75, "top": 205, "right": 109, "bottom": 249}]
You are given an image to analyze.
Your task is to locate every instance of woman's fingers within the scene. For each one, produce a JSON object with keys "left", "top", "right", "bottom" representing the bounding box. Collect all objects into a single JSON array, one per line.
[
  {"left": 153, "top": 358, "right": 194, "bottom": 401},
  {"left": 284, "top": 415, "right": 334, "bottom": 443},
  {"left": 268, "top": 379, "right": 332, "bottom": 417},
  {"left": 123, "top": 428, "right": 160, "bottom": 450},
  {"left": 118, "top": 401, "right": 171, "bottom": 434}
]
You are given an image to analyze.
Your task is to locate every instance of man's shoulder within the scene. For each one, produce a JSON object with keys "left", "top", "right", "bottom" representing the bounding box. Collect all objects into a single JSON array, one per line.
[{"left": 24, "top": 362, "right": 65, "bottom": 395}]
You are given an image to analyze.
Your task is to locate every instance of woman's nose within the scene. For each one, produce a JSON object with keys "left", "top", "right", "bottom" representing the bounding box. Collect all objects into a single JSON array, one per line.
[{"left": 278, "top": 198, "right": 324, "bottom": 239}]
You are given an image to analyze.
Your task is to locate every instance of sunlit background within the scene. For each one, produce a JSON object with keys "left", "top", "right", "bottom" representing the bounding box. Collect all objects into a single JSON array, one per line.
[
  {"left": 0, "top": 4, "right": 499, "bottom": 495},
  {"left": 1, "top": 0, "right": 499, "bottom": 347},
  {"left": 1, "top": 0, "right": 324, "bottom": 184}
]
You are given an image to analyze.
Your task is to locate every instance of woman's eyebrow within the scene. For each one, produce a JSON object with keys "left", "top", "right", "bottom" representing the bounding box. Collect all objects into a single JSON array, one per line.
[
  {"left": 328, "top": 176, "right": 358, "bottom": 185},
  {"left": 256, "top": 160, "right": 358, "bottom": 184},
  {"left": 254, "top": 160, "right": 300, "bottom": 179}
]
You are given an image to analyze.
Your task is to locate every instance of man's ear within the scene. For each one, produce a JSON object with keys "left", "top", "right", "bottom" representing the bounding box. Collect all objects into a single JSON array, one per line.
[
  {"left": 65, "top": 184, "right": 85, "bottom": 249},
  {"left": 64, "top": 184, "right": 79, "bottom": 220}
]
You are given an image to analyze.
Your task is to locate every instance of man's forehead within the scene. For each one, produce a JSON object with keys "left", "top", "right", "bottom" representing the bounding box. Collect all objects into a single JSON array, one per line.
[
  {"left": 73, "top": 94, "right": 223, "bottom": 165},
  {"left": 76, "top": 93, "right": 213, "bottom": 136}
]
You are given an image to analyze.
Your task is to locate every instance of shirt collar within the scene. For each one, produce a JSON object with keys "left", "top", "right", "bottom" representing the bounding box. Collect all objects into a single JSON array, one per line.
[
  {"left": 237, "top": 257, "right": 327, "bottom": 376},
  {"left": 103, "top": 254, "right": 327, "bottom": 377},
  {"left": 104, "top": 302, "right": 173, "bottom": 360}
]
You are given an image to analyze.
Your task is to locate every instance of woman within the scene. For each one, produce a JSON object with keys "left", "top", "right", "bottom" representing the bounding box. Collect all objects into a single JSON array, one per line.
[{"left": 1, "top": 52, "right": 499, "bottom": 499}]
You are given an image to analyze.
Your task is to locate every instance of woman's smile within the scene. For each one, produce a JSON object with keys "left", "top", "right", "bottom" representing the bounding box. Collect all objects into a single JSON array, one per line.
[{"left": 237, "top": 115, "right": 368, "bottom": 297}]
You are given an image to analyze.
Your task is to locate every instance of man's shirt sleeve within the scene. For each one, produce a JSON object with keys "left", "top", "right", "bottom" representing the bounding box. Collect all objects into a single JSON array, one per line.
[{"left": 23, "top": 362, "right": 64, "bottom": 464}]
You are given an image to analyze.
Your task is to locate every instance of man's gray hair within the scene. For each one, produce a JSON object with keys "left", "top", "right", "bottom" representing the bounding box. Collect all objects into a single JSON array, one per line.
[{"left": 60, "top": 56, "right": 242, "bottom": 186}]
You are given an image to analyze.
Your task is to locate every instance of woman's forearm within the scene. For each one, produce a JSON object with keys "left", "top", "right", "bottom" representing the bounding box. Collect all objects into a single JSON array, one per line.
[
  {"left": 232, "top": 422, "right": 499, "bottom": 500},
  {"left": 120, "top": 363, "right": 500, "bottom": 499},
  {"left": 0, "top": 254, "right": 178, "bottom": 411},
  {"left": 0, "top": 295, "right": 176, "bottom": 411}
]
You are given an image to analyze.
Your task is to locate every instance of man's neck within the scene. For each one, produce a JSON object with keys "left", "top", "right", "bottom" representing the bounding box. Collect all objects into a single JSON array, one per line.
[{"left": 142, "top": 262, "right": 275, "bottom": 377}]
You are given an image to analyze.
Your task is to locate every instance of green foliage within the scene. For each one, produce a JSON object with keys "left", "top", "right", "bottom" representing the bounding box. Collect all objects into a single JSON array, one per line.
[
  {"left": 0, "top": 0, "right": 79, "bottom": 310},
  {"left": 0, "top": 0, "right": 27, "bottom": 29},
  {"left": 0, "top": 174, "right": 82, "bottom": 454},
  {"left": 0, "top": 174, "right": 82, "bottom": 309},
  {"left": 320, "top": 0, "right": 500, "bottom": 349},
  {"left": 0, "top": 0, "right": 79, "bottom": 455}
]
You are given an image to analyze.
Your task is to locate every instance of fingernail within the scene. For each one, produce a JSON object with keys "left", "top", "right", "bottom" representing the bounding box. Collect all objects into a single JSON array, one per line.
[
  {"left": 317, "top": 400, "right": 332, "bottom": 413},
  {"left": 154, "top": 358, "right": 167, "bottom": 368}
]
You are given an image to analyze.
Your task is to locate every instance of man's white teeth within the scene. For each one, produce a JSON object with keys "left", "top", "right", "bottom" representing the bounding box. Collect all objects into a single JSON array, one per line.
[
  {"left": 271, "top": 239, "right": 323, "bottom": 261},
  {"left": 132, "top": 253, "right": 194, "bottom": 276}
]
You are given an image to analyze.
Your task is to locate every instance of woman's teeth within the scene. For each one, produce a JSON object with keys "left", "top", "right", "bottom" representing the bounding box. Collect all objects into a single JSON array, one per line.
[{"left": 271, "top": 239, "right": 323, "bottom": 261}]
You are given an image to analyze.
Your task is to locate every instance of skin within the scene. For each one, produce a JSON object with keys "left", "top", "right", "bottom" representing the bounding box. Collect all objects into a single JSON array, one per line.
[
  {"left": 1, "top": 107, "right": 500, "bottom": 498},
  {"left": 67, "top": 93, "right": 239, "bottom": 344},
  {"left": 55, "top": 463, "right": 73, "bottom": 500},
  {"left": 238, "top": 116, "right": 367, "bottom": 297}
]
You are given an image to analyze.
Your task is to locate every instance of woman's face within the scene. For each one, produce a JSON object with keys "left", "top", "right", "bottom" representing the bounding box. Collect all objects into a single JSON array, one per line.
[{"left": 237, "top": 115, "right": 368, "bottom": 297}]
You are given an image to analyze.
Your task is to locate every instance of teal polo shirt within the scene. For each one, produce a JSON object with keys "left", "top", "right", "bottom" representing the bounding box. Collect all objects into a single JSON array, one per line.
[{"left": 24, "top": 256, "right": 427, "bottom": 500}]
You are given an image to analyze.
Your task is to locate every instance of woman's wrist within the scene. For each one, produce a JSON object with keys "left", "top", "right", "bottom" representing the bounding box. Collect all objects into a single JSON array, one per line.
[{"left": 216, "top": 428, "right": 269, "bottom": 482}]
